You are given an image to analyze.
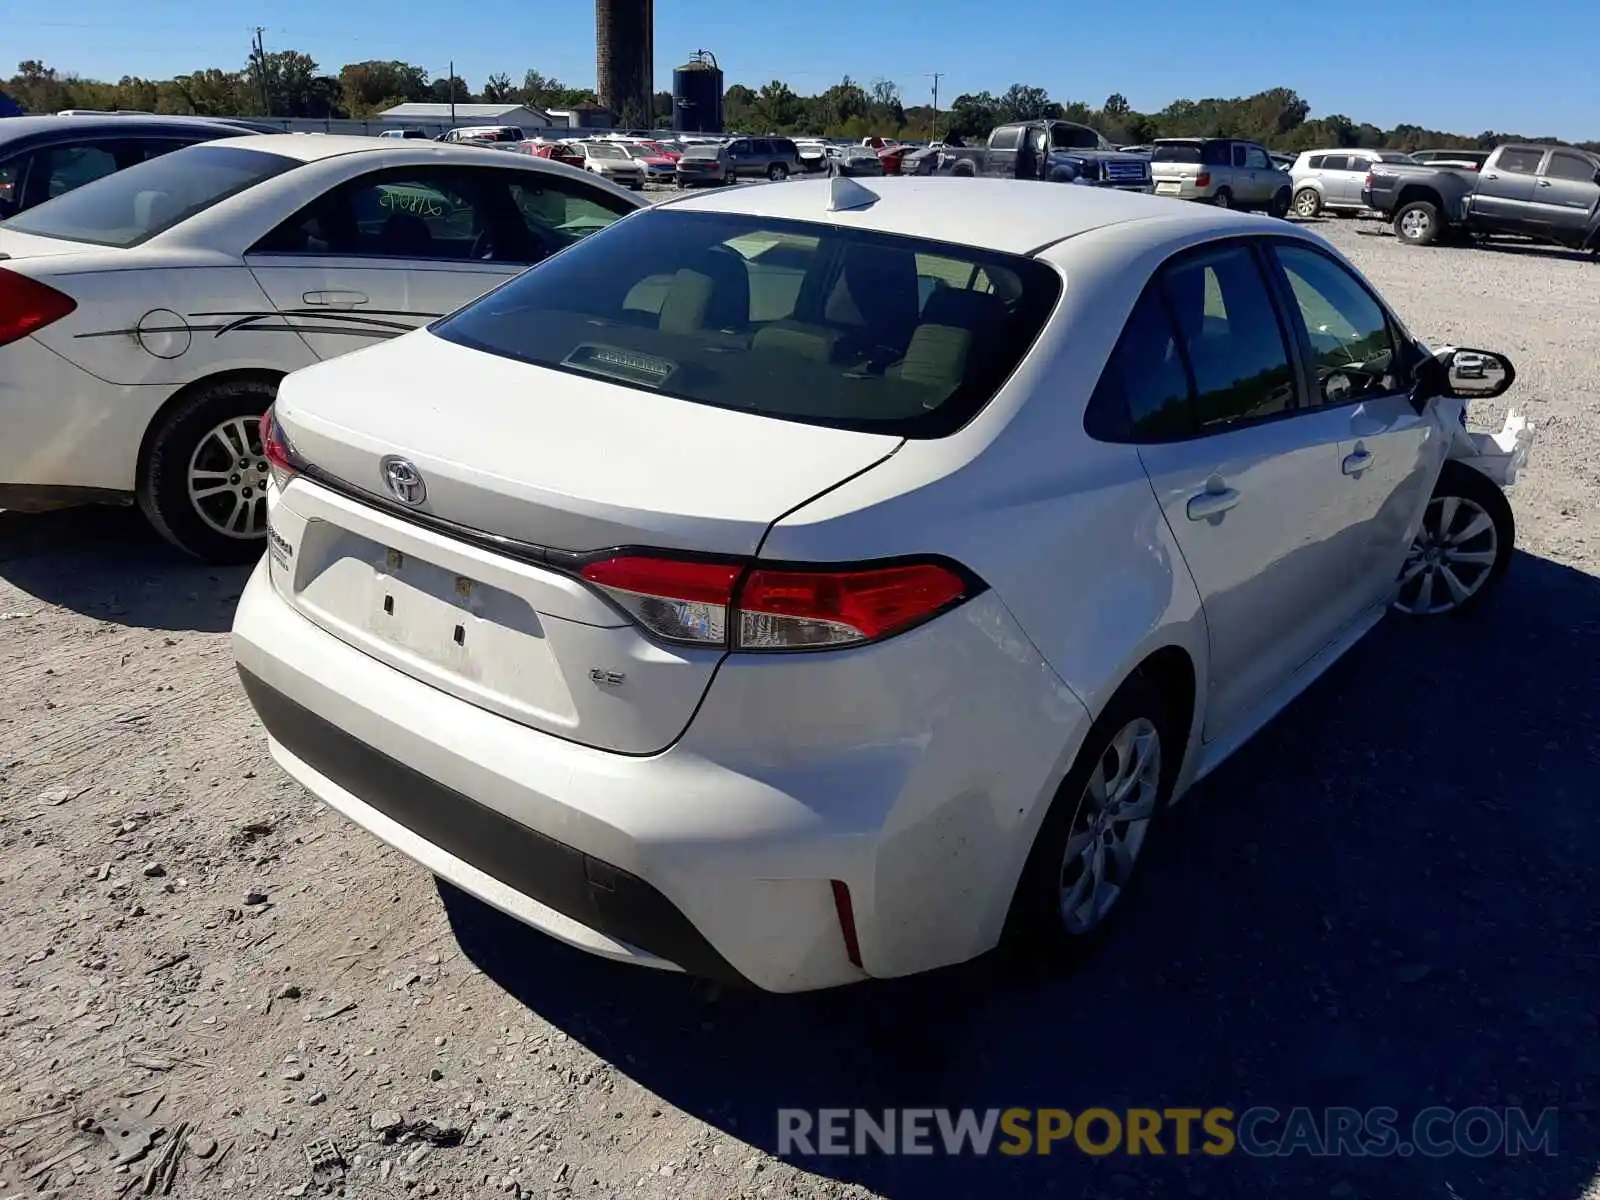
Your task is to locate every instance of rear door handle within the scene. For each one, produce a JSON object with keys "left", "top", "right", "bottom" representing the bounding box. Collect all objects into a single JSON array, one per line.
[
  {"left": 1186, "top": 488, "right": 1241, "bottom": 520},
  {"left": 303, "top": 290, "right": 368, "bottom": 308},
  {"left": 1342, "top": 449, "right": 1375, "bottom": 475},
  {"left": 1536, "top": 179, "right": 1553, "bottom": 188}
]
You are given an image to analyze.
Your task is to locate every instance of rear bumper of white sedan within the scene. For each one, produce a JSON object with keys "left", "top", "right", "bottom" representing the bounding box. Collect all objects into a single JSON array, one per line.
[
  {"left": 0, "top": 335, "right": 159, "bottom": 508},
  {"left": 233, "top": 556, "right": 1090, "bottom": 992}
]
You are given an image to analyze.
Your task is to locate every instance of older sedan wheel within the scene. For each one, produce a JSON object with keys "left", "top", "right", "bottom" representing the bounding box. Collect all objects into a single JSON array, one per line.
[{"left": 1393, "top": 462, "right": 1513, "bottom": 617}]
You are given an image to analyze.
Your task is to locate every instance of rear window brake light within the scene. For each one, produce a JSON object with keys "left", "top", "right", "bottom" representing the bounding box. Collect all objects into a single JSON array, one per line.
[{"left": 579, "top": 553, "right": 982, "bottom": 652}]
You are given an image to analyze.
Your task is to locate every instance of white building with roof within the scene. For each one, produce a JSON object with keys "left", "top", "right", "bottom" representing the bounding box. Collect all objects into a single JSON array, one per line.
[{"left": 378, "top": 102, "right": 555, "bottom": 130}]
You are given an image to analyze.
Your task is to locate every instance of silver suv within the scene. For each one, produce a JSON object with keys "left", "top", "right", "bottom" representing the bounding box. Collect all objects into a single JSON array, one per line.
[
  {"left": 723, "top": 136, "right": 801, "bottom": 181},
  {"left": 1289, "top": 149, "right": 1417, "bottom": 218},
  {"left": 1150, "top": 138, "right": 1292, "bottom": 215}
]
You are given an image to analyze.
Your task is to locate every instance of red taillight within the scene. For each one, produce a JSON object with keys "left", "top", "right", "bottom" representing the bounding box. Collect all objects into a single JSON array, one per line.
[
  {"left": 0, "top": 268, "right": 76, "bottom": 349},
  {"left": 260, "top": 404, "right": 303, "bottom": 489},
  {"left": 1364, "top": 172, "right": 1374, "bottom": 191},
  {"left": 578, "top": 554, "right": 976, "bottom": 652},
  {"left": 1195, "top": 172, "right": 1211, "bottom": 189}
]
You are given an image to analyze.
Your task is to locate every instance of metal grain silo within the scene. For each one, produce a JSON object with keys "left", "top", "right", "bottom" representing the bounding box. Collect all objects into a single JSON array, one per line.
[
  {"left": 596, "top": 0, "right": 653, "bottom": 127},
  {"left": 672, "top": 50, "right": 724, "bottom": 134}
]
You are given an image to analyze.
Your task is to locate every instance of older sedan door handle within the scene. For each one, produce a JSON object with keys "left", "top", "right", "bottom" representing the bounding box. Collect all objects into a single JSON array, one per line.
[
  {"left": 1342, "top": 448, "right": 1375, "bottom": 475},
  {"left": 1187, "top": 487, "right": 1241, "bottom": 520},
  {"left": 303, "top": 290, "right": 368, "bottom": 308},
  {"left": 1536, "top": 179, "right": 1553, "bottom": 188}
]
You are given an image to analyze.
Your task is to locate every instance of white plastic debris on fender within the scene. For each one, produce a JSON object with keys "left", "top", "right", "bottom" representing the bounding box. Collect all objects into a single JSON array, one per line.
[{"left": 1447, "top": 407, "right": 1536, "bottom": 487}]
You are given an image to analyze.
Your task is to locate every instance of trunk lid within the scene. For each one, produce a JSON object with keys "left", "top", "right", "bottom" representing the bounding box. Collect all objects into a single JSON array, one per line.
[
  {"left": 268, "top": 330, "right": 901, "bottom": 754},
  {"left": 0, "top": 228, "right": 99, "bottom": 261}
]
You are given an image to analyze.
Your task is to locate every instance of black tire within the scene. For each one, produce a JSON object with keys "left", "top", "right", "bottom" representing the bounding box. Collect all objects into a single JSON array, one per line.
[
  {"left": 1392, "top": 460, "right": 1514, "bottom": 618},
  {"left": 1292, "top": 187, "right": 1321, "bottom": 218},
  {"left": 766, "top": 163, "right": 789, "bottom": 181},
  {"left": 1394, "top": 200, "right": 1442, "bottom": 246},
  {"left": 1002, "top": 672, "right": 1181, "bottom": 968},
  {"left": 136, "top": 375, "right": 278, "bottom": 564},
  {"left": 1212, "top": 187, "right": 1233, "bottom": 210},
  {"left": 1269, "top": 188, "right": 1292, "bottom": 219}
]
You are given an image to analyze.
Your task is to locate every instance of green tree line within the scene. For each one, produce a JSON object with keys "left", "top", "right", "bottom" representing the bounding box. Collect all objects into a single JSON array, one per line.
[{"left": 6, "top": 57, "right": 1595, "bottom": 153}]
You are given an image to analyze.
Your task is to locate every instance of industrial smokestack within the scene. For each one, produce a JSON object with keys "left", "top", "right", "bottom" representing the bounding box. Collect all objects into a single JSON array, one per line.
[{"left": 595, "top": 0, "right": 653, "bottom": 126}]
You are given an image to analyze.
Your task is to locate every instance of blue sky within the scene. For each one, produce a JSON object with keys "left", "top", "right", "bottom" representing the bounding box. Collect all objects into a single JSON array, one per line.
[{"left": 4, "top": 0, "right": 1595, "bottom": 139}]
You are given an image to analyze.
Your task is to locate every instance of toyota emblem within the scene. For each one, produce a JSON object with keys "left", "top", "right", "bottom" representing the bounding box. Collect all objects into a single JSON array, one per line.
[{"left": 380, "top": 455, "right": 427, "bottom": 506}]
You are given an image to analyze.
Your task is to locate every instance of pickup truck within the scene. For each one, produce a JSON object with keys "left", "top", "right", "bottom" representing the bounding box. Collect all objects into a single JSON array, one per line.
[
  {"left": 1364, "top": 142, "right": 1600, "bottom": 251},
  {"left": 904, "top": 120, "right": 1153, "bottom": 192}
]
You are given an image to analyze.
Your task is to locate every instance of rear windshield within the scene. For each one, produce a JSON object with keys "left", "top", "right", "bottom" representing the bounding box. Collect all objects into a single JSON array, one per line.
[
  {"left": 683, "top": 146, "right": 722, "bottom": 160},
  {"left": 586, "top": 143, "right": 627, "bottom": 160},
  {"left": 1151, "top": 143, "right": 1202, "bottom": 164},
  {"left": 4, "top": 144, "right": 298, "bottom": 248},
  {"left": 431, "top": 209, "right": 1063, "bottom": 438}
]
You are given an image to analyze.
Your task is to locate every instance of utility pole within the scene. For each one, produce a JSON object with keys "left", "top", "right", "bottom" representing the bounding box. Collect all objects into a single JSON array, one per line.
[
  {"left": 251, "top": 27, "right": 270, "bottom": 116},
  {"left": 449, "top": 59, "right": 456, "bottom": 126},
  {"left": 929, "top": 72, "right": 943, "bottom": 141}
]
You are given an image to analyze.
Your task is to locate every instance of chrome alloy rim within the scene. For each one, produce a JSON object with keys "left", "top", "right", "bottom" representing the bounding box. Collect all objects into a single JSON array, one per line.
[
  {"left": 1059, "top": 718, "right": 1162, "bottom": 935},
  {"left": 187, "top": 416, "right": 269, "bottom": 540},
  {"left": 1393, "top": 494, "right": 1498, "bottom": 614}
]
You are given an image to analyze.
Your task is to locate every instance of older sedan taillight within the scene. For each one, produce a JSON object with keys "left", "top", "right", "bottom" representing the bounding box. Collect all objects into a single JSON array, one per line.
[{"left": 579, "top": 553, "right": 979, "bottom": 652}]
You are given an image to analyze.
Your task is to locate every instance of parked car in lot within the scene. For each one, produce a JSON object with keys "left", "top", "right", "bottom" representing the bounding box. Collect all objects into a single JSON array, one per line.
[
  {"left": 914, "top": 120, "right": 1153, "bottom": 191},
  {"left": 514, "top": 139, "right": 585, "bottom": 170},
  {"left": 674, "top": 143, "right": 732, "bottom": 187},
  {"left": 1363, "top": 142, "right": 1600, "bottom": 248},
  {"left": 0, "top": 114, "right": 261, "bottom": 219},
  {"left": 438, "top": 126, "right": 526, "bottom": 145},
  {"left": 827, "top": 144, "right": 886, "bottom": 177},
  {"left": 723, "top": 136, "right": 801, "bottom": 181},
  {"left": 234, "top": 175, "right": 1528, "bottom": 992},
  {"left": 0, "top": 135, "right": 644, "bottom": 558},
  {"left": 1151, "top": 137, "right": 1293, "bottom": 215},
  {"left": 378, "top": 128, "right": 430, "bottom": 141},
  {"left": 570, "top": 140, "right": 645, "bottom": 189},
  {"left": 617, "top": 142, "right": 678, "bottom": 184},
  {"left": 1289, "top": 148, "right": 1417, "bottom": 217}
]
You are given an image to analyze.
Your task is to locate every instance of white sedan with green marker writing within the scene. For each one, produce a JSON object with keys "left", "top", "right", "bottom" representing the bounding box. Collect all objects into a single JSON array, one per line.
[{"left": 0, "top": 134, "right": 644, "bottom": 561}]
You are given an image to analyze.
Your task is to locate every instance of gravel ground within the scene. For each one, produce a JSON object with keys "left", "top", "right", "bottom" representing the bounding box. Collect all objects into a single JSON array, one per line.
[{"left": 1, "top": 216, "right": 1598, "bottom": 1200}]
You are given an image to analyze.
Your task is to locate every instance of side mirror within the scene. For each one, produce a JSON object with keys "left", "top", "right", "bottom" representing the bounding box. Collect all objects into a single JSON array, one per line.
[{"left": 1413, "top": 346, "right": 1515, "bottom": 407}]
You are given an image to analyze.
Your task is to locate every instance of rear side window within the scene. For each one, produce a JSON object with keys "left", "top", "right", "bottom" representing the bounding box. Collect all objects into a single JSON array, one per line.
[
  {"left": 1306, "top": 155, "right": 1326, "bottom": 169},
  {"left": 431, "top": 209, "right": 1063, "bottom": 438},
  {"left": 1546, "top": 152, "right": 1598, "bottom": 182},
  {"left": 4, "top": 144, "right": 298, "bottom": 248},
  {"left": 989, "top": 126, "right": 1022, "bottom": 151},
  {"left": 1497, "top": 148, "right": 1544, "bottom": 175},
  {"left": 1319, "top": 154, "right": 1349, "bottom": 172},
  {"left": 1202, "top": 141, "right": 1233, "bottom": 167},
  {"left": 1086, "top": 242, "right": 1296, "bottom": 441}
]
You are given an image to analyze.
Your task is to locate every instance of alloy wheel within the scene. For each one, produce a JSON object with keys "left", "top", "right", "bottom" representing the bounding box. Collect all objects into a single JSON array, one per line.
[
  {"left": 1400, "top": 207, "right": 1432, "bottom": 241},
  {"left": 187, "top": 416, "right": 269, "bottom": 540},
  {"left": 1294, "top": 189, "right": 1320, "bottom": 217},
  {"left": 1393, "top": 494, "right": 1499, "bottom": 614},
  {"left": 1059, "top": 717, "right": 1162, "bottom": 936}
]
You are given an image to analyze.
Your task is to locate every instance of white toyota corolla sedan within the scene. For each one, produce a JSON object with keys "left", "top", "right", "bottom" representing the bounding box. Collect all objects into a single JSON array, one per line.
[
  {"left": 0, "top": 135, "right": 644, "bottom": 560},
  {"left": 233, "top": 175, "right": 1528, "bottom": 992}
]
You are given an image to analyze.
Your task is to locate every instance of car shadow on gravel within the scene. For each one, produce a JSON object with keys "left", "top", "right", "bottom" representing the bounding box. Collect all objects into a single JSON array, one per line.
[
  {"left": 443, "top": 547, "right": 1599, "bottom": 1198},
  {"left": 0, "top": 506, "right": 254, "bottom": 632}
]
